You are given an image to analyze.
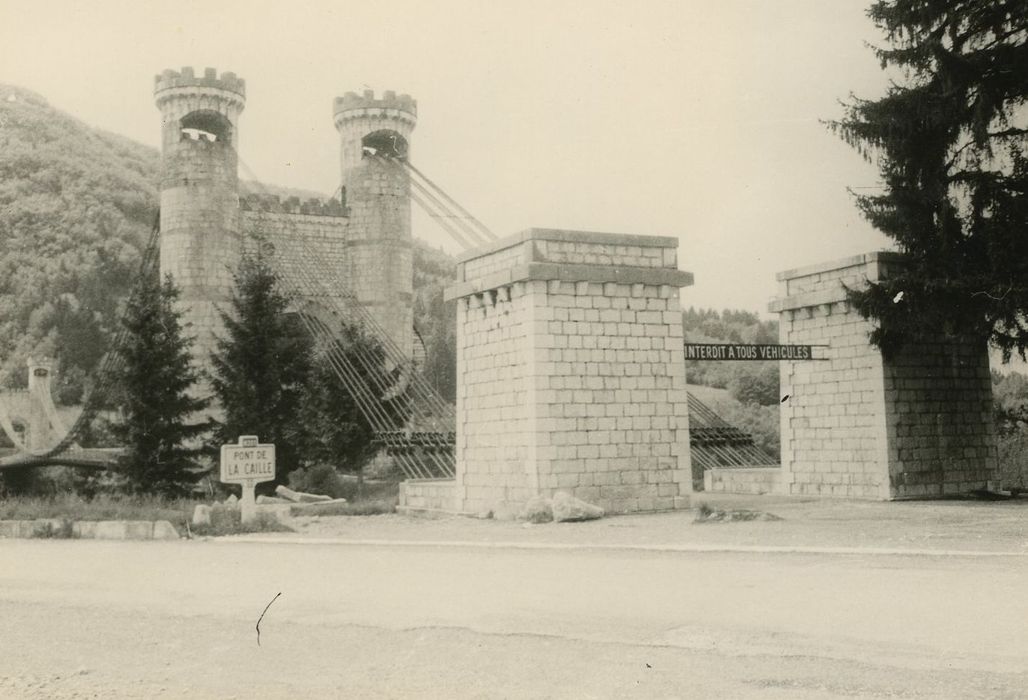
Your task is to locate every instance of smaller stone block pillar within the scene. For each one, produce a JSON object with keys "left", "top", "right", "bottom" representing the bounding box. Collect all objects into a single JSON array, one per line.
[
  {"left": 770, "top": 252, "right": 998, "bottom": 499},
  {"left": 445, "top": 228, "right": 695, "bottom": 517}
]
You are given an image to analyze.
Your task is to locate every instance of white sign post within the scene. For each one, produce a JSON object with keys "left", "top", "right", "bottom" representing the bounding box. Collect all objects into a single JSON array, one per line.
[{"left": 220, "top": 435, "right": 276, "bottom": 525}]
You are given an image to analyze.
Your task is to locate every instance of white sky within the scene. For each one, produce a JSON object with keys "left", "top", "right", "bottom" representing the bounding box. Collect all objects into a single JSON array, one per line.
[{"left": 0, "top": 0, "right": 894, "bottom": 314}]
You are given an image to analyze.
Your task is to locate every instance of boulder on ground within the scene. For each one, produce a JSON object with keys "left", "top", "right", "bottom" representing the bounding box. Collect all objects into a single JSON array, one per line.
[
  {"left": 288, "top": 498, "right": 349, "bottom": 514},
  {"left": 191, "top": 504, "right": 212, "bottom": 527},
  {"left": 275, "top": 484, "right": 332, "bottom": 503},
  {"left": 152, "top": 521, "right": 180, "bottom": 540},
  {"left": 256, "top": 495, "right": 290, "bottom": 504},
  {"left": 521, "top": 495, "right": 553, "bottom": 523},
  {"left": 551, "top": 491, "right": 604, "bottom": 522}
]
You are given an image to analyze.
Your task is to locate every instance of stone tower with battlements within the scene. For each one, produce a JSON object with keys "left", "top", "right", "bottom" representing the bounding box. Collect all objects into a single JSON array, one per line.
[
  {"left": 154, "top": 67, "right": 246, "bottom": 388},
  {"left": 154, "top": 69, "right": 416, "bottom": 402},
  {"left": 333, "top": 89, "right": 417, "bottom": 360}
]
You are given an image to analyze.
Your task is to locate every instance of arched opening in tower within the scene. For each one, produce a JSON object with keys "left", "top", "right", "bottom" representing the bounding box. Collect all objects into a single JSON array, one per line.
[
  {"left": 179, "top": 110, "right": 232, "bottom": 143},
  {"left": 362, "top": 130, "right": 408, "bottom": 159}
]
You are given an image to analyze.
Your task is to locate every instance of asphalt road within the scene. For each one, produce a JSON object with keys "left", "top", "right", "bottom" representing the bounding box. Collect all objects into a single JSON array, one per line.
[{"left": 1, "top": 539, "right": 1027, "bottom": 698}]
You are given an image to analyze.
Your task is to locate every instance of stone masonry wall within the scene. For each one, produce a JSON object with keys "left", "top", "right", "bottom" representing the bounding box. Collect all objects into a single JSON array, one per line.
[
  {"left": 238, "top": 198, "right": 354, "bottom": 318},
  {"left": 155, "top": 69, "right": 245, "bottom": 393},
  {"left": 773, "top": 260, "right": 889, "bottom": 498},
  {"left": 454, "top": 279, "right": 535, "bottom": 514},
  {"left": 341, "top": 160, "right": 413, "bottom": 358},
  {"left": 447, "top": 229, "right": 694, "bottom": 517},
  {"left": 771, "top": 252, "right": 998, "bottom": 499},
  {"left": 397, "top": 479, "right": 458, "bottom": 513},
  {"left": 884, "top": 338, "right": 997, "bottom": 497},
  {"left": 333, "top": 91, "right": 417, "bottom": 361},
  {"left": 159, "top": 138, "right": 241, "bottom": 388}
]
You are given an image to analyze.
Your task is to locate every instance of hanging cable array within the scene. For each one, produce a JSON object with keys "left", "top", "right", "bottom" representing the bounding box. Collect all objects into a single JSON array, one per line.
[
  {"left": 685, "top": 393, "right": 778, "bottom": 470},
  {"left": 234, "top": 153, "right": 457, "bottom": 479}
]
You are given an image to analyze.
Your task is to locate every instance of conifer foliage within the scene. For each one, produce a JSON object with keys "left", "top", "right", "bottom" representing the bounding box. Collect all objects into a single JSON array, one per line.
[
  {"left": 302, "top": 324, "right": 397, "bottom": 475},
  {"left": 828, "top": 1, "right": 1028, "bottom": 357},
  {"left": 209, "top": 248, "right": 313, "bottom": 486},
  {"left": 112, "top": 274, "right": 209, "bottom": 496}
]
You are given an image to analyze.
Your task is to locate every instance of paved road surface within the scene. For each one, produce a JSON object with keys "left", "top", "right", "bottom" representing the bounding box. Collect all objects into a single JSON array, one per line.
[{"left": 2, "top": 539, "right": 1027, "bottom": 698}]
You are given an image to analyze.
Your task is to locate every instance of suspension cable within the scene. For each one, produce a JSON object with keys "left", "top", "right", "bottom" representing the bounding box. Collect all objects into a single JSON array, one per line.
[
  {"left": 400, "top": 158, "right": 498, "bottom": 241},
  {"left": 374, "top": 156, "right": 490, "bottom": 247}
]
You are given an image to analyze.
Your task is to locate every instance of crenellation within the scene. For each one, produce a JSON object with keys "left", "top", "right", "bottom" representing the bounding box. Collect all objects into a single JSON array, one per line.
[
  {"left": 239, "top": 194, "right": 347, "bottom": 217},
  {"left": 154, "top": 66, "right": 246, "bottom": 97},
  {"left": 333, "top": 89, "right": 417, "bottom": 120},
  {"left": 156, "top": 68, "right": 418, "bottom": 409}
]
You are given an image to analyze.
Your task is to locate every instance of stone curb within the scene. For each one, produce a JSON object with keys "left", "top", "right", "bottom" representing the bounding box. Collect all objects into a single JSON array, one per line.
[
  {"left": 210, "top": 536, "right": 1028, "bottom": 558},
  {"left": 0, "top": 519, "right": 181, "bottom": 540}
]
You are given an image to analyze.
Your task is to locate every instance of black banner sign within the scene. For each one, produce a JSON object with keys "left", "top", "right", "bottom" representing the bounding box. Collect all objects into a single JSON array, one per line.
[{"left": 684, "top": 344, "right": 824, "bottom": 361}]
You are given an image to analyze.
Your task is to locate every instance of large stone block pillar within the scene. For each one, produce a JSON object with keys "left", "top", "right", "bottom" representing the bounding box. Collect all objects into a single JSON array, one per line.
[
  {"left": 445, "top": 228, "right": 695, "bottom": 517},
  {"left": 770, "top": 252, "right": 998, "bottom": 499}
]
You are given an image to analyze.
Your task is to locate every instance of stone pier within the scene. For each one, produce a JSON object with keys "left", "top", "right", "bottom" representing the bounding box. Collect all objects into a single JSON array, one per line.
[
  {"left": 771, "top": 252, "right": 998, "bottom": 499},
  {"left": 445, "top": 228, "right": 695, "bottom": 517}
]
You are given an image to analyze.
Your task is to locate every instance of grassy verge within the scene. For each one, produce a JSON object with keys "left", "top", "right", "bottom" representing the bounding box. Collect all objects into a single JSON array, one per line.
[
  {"left": 1, "top": 483, "right": 403, "bottom": 538},
  {"left": 0, "top": 494, "right": 294, "bottom": 537},
  {"left": 0, "top": 494, "right": 197, "bottom": 530}
]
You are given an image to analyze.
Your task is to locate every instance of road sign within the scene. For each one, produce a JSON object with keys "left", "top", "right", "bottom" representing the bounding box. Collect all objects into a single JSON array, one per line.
[
  {"left": 683, "top": 343, "right": 829, "bottom": 361},
  {"left": 219, "top": 435, "right": 276, "bottom": 525},
  {"left": 220, "top": 435, "right": 276, "bottom": 484}
]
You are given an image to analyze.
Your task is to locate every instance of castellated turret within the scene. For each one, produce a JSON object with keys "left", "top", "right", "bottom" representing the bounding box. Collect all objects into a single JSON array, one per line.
[
  {"left": 152, "top": 72, "right": 418, "bottom": 413},
  {"left": 333, "top": 90, "right": 417, "bottom": 361},
  {"left": 154, "top": 67, "right": 246, "bottom": 392}
]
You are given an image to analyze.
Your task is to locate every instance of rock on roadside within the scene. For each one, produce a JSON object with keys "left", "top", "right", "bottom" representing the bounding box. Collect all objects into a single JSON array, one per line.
[
  {"left": 191, "top": 505, "right": 212, "bottom": 527},
  {"left": 275, "top": 485, "right": 333, "bottom": 503},
  {"left": 551, "top": 491, "right": 604, "bottom": 522},
  {"left": 521, "top": 495, "right": 553, "bottom": 523}
]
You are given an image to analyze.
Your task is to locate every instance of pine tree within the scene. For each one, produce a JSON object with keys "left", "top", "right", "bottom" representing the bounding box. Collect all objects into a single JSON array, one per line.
[
  {"left": 111, "top": 274, "right": 209, "bottom": 497},
  {"left": 209, "top": 248, "right": 313, "bottom": 488},
  {"left": 828, "top": 1, "right": 1028, "bottom": 357},
  {"left": 302, "top": 324, "right": 398, "bottom": 480}
]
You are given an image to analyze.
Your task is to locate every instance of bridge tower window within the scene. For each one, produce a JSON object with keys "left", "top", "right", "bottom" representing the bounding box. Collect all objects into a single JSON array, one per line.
[
  {"left": 179, "top": 110, "right": 232, "bottom": 143},
  {"left": 362, "top": 130, "right": 408, "bottom": 159}
]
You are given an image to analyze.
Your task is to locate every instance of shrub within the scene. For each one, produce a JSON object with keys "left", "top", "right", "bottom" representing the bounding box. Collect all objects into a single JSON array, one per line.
[
  {"left": 727, "top": 365, "right": 780, "bottom": 406},
  {"left": 998, "top": 428, "right": 1028, "bottom": 492},
  {"left": 286, "top": 464, "right": 348, "bottom": 499},
  {"left": 286, "top": 465, "right": 400, "bottom": 503}
]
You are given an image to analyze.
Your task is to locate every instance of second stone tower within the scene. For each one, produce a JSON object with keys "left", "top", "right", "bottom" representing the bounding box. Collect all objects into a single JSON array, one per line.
[{"left": 333, "top": 90, "right": 417, "bottom": 361}]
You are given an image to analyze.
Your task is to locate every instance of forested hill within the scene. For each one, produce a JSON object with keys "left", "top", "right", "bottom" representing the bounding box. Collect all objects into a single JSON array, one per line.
[
  {"left": 0, "top": 84, "right": 159, "bottom": 395},
  {"left": 0, "top": 83, "right": 457, "bottom": 401}
]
